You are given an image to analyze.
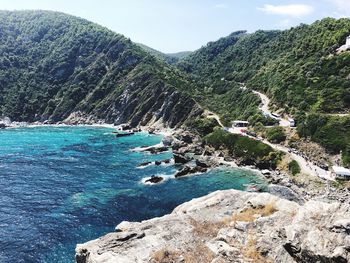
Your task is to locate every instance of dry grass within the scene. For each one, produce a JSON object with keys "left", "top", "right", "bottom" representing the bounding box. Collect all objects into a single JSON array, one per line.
[
  {"left": 189, "top": 218, "right": 227, "bottom": 238},
  {"left": 243, "top": 238, "right": 272, "bottom": 263},
  {"left": 277, "top": 155, "right": 292, "bottom": 173},
  {"left": 150, "top": 242, "right": 215, "bottom": 263},
  {"left": 150, "top": 249, "right": 179, "bottom": 263},
  {"left": 183, "top": 241, "right": 215, "bottom": 263},
  {"left": 232, "top": 202, "right": 278, "bottom": 223},
  {"left": 150, "top": 213, "right": 278, "bottom": 263},
  {"left": 150, "top": 218, "right": 223, "bottom": 263}
]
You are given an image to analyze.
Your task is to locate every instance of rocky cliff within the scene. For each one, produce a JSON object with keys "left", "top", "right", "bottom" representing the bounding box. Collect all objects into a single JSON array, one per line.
[
  {"left": 63, "top": 67, "right": 203, "bottom": 128},
  {"left": 75, "top": 190, "right": 350, "bottom": 263}
]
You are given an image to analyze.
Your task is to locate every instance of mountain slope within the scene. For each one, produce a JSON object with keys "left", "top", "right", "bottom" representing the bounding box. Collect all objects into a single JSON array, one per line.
[
  {"left": 176, "top": 30, "right": 271, "bottom": 124},
  {"left": 177, "top": 18, "right": 350, "bottom": 164},
  {"left": 178, "top": 18, "right": 350, "bottom": 115},
  {"left": 0, "top": 10, "right": 202, "bottom": 127}
]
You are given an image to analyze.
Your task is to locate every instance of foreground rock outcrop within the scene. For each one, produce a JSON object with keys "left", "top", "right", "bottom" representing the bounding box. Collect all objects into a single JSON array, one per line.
[{"left": 75, "top": 190, "right": 350, "bottom": 263}]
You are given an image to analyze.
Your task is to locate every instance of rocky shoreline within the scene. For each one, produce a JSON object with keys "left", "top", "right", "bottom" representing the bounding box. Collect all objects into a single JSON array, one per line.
[
  {"left": 136, "top": 127, "right": 349, "bottom": 204},
  {"left": 3, "top": 117, "right": 349, "bottom": 203}
]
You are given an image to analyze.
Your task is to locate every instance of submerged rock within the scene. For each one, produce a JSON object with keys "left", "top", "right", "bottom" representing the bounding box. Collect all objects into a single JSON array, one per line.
[
  {"left": 76, "top": 190, "right": 350, "bottom": 263},
  {"left": 139, "top": 146, "right": 169, "bottom": 154},
  {"left": 137, "top": 159, "right": 172, "bottom": 168}
]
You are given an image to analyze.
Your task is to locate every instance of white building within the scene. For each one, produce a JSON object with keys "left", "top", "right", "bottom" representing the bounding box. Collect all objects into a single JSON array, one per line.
[
  {"left": 270, "top": 113, "right": 281, "bottom": 120},
  {"left": 332, "top": 166, "right": 350, "bottom": 179},
  {"left": 288, "top": 118, "right": 295, "bottom": 127},
  {"left": 336, "top": 36, "right": 350, "bottom": 53}
]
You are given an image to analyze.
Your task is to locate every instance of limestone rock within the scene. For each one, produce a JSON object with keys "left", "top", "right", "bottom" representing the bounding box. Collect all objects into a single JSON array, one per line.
[{"left": 76, "top": 190, "right": 350, "bottom": 263}]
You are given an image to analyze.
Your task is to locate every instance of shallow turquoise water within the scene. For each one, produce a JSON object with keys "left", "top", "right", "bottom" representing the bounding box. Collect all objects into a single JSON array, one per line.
[{"left": 0, "top": 126, "right": 266, "bottom": 262}]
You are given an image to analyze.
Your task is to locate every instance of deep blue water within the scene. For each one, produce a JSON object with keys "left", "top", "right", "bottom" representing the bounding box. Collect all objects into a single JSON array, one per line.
[{"left": 0, "top": 126, "right": 266, "bottom": 263}]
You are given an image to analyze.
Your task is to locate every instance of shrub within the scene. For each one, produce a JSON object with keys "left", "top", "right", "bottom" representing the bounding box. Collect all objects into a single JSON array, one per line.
[
  {"left": 252, "top": 122, "right": 266, "bottom": 135},
  {"left": 288, "top": 160, "right": 301, "bottom": 175},
  {"left": 204, "top": 128, "right": 277, "bottom": 160},
  {"left": 189, "top": 218, "right": 225, "bottom": 238},
  {"left": 342, "top": 153, "right": 350, "bottom": 167},
  {"left": 185, "top": 116, "right": 219, "bottom": 136},
  {"left": 266, "top": 127, "right": 286, "bottom": 143}
]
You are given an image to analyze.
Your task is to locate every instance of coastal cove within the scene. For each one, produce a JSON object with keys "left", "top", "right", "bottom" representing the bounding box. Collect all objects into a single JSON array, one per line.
[{"left": 0, "top": 126, "right": 267, "bottom": 263}]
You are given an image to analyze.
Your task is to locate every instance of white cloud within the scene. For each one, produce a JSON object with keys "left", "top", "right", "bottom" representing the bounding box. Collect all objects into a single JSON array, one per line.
[
  {"left": 258, "top": 4, "right": 314, "bottom": 17},
  {"left": 327, "top": 0, "right": 350, "bottom": 16}
]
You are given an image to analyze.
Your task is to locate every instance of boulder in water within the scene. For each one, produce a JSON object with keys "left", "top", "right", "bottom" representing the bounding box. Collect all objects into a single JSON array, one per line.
[
  {"left": 173, "top": 153, "right": 191, "bottom": 164},
  {"left": 137, "top": 161, "right": 152, "bottom": 168},
  {"left": 174, "top": 165, "right": 207, "bottom": 178},
  {"left": 145, "top": 175, "right": 163, "bottom": 184}
]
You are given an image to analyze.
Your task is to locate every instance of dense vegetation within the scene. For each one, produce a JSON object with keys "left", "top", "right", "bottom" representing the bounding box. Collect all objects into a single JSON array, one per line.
[
  {"left": 204, "top": 128, "right": 282, "bottom": 169},
  {"left": 178, "top": 18, "right": 350, "bottom": 115},
  {"left": 297, "top": 114, "right": 350, "bottom": 166},
  {"left": 176, "top": 31, "right": 266, "bottom": 123},
  {"left": 184, "top": 116, "right": 220, "bottom": 136},
  {"left": 266, "top": 127, "right": 286, "bottom": 144},
  {"left": 0, "top": 10, "right": 199, "bottom": 126}
]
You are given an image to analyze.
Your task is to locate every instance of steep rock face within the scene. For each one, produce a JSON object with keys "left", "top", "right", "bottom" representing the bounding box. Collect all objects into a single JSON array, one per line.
[
  {"left": 75, "top": 190, "right": 350, "bottom": 263},
  {"left": 64, "top": 70, "right": 203, "bottom": 128}
]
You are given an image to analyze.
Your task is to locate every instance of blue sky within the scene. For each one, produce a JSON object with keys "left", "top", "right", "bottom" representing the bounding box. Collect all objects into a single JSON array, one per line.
[{"left": 0, "top": 0, "right": 349, "bottom": 52}]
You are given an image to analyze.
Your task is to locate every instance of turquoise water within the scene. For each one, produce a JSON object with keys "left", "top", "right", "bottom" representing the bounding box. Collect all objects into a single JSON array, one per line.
[{"left": 0, "top": 126, "right": 266, "bottom": 263}]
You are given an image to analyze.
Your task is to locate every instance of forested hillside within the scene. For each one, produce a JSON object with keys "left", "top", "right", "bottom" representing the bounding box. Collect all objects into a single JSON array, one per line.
[
  {"left": 0, "top": 10, "right": 201, "bottom": 127},
  {"left": 178, "top": 18, "right": 350, "bottom": 115},
  {"left": 178, "top": 17, "right": 350, "bottom": 164},
  {"left": 175, "top": 31, "right": 267, "bottom": 125}
]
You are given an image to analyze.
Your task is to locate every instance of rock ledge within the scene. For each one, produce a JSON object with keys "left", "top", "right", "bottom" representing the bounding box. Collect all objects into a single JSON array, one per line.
[{"left": 75, "top": 190, "right": 350, "bottom": 263}]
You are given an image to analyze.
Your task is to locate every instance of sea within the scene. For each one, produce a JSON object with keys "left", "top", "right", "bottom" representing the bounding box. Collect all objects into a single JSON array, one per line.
[{"left": 0, "top": 126, "right": 267, "bottom": 262}]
